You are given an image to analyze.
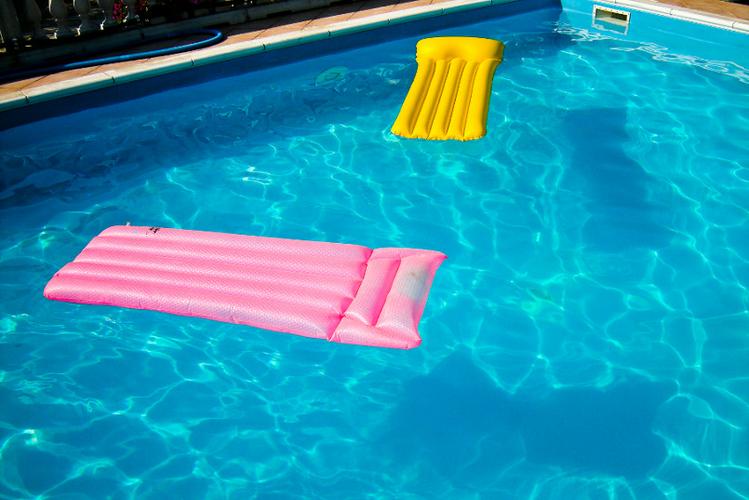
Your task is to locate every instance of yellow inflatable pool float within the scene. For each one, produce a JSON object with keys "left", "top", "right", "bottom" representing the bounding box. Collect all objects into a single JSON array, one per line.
[{"left": 392, "top": 37, "right": 504, "bottom": 141}]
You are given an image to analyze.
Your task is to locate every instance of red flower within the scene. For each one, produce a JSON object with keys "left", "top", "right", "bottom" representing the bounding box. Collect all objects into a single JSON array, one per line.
[{"left": 112, "top": 0, "right": 126, "bottom": 22}]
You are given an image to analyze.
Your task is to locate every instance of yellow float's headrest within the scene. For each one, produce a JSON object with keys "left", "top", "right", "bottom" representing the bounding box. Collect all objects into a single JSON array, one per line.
[{"left": 416, "top": 36, "right": 504, "bottom": 63}]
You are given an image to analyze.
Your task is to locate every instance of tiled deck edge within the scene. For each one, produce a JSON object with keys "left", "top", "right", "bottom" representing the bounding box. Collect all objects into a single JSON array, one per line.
[
  {"left": 1, "top": 0, "right": 747, "bottom": 112},
  {"left": 1, "top": 0, "right": 506, "bottom": 112},
  {"left": 603, "top": 0, "right": 749, "bottom": 32}
]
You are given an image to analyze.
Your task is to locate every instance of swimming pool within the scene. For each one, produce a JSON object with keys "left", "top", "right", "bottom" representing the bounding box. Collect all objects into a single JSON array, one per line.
[{"left": 1, "top": 0, "right": 749, "bottom": 497}]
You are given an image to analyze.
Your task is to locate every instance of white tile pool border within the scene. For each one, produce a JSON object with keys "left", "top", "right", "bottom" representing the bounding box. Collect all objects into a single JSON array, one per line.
[
  {"left": 599, "top": 0, "right": 749, "bottom": 32},
  {"left": 0, "top": 0, "right": 507, "bottom": 112},
  {"left": 1, "top": 0, "right": 747, "bottom": 112}
]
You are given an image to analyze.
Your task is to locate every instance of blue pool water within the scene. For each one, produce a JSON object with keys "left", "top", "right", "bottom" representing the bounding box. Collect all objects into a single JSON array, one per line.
[{"left": 2, "top": 1, "right": 749, "bottom": 497}]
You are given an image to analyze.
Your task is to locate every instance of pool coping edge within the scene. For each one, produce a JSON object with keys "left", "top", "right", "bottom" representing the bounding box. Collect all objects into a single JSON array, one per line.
[
  {"left": 2, "top": 0, "right": 508, "bottom": 111},
  {"left": 602, "top": 0, "right": 749, "bottom": 32},
  {"left": 1, "top": 0, "right": 747, "bottom": 112}
]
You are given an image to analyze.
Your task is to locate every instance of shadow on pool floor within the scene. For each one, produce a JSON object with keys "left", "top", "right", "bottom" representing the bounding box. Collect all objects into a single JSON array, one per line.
[
  {"left": 379, "top": 351, "right": 676, "bottom": 481},
  {"left": 562, "top": 107, "right": 675, "bottom": 253}
]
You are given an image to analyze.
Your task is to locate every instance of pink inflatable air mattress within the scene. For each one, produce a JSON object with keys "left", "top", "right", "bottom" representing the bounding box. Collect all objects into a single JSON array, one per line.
[{"left": 44, "top": 226, "right": 446, "bottom": 349}]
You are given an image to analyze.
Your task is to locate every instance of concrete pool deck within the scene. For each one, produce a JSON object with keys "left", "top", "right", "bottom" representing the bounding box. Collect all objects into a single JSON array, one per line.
[{"left": 0, "top": 0, "right": 747, "bottom": 111}]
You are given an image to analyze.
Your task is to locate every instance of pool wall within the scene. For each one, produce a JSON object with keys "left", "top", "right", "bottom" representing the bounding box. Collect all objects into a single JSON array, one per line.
[
  {"left": 2, "top": 0, "right": 747, "bottom": 121},
  {"left": 562, "top": 0, "right": 749, "bottom": 64},
  {"left": 0, "top": 0, "right": 538, "bottom": 114},
  {"left": 0, "top": 0, "right": 556, "bottom": 129}
]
